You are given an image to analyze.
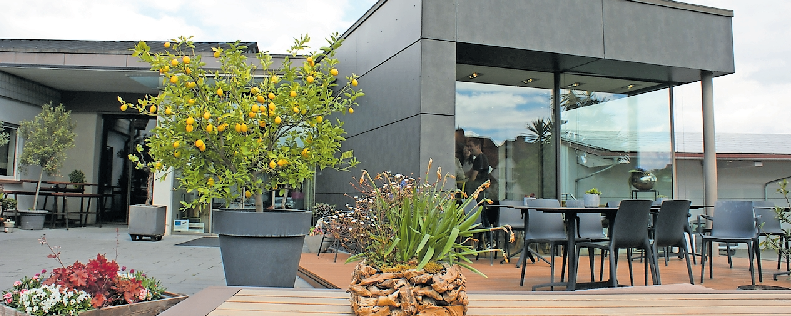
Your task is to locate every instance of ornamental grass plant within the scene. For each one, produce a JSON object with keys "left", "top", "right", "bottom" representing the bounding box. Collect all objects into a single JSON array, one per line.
[{"left": 336, "top": 159, "right": 513, "bottom": 276}]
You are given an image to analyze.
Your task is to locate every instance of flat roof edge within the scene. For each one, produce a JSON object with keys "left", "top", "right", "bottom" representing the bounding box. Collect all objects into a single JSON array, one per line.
[{"left": 628, "top": 0, "right": 733, "bottom": 17}]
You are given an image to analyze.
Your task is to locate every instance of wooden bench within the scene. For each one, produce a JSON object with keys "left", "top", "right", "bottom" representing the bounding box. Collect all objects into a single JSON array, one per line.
[{"left": 50, "top": 192, "right": 104, "bottom": 229}]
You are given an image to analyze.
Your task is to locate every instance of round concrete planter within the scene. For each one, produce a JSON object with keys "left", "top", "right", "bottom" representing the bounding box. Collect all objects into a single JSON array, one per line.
[
  {"left": 213, "top": 209, "right": 311, "bottom": 287},
  {"left": 19, "top": 210, "right": 48, "bottom": 230}
]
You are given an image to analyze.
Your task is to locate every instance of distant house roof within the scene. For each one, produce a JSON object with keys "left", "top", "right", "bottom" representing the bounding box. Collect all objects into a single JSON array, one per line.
[
  {"left": 0, "top": 39, "right": 259, "bottom": 54},
  {"left": 562, "top": 131, "right": 791, "bottom": 160}
]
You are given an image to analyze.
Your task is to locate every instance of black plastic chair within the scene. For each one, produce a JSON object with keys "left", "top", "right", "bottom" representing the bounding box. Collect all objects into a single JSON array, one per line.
[
  {"left": 566, "top": 199, "right": 609, "bottom": 282},
  {"left": 652, "top": 199, "right": 694, "bottom": 284},
  {"left": 699, "top": 200, "right": 762, "bottom": 285},
  {"left": 754, "top": 200, "right": 789, "bottom": 271},
  {"left": 498, "top": 200, "right": 524, "bottom": 265},
  {"left": 577, "top": 199, "right": 658, "bottom": 287},
  {"left": 519, "top": 199, "right": 567, "bottom": 287}
]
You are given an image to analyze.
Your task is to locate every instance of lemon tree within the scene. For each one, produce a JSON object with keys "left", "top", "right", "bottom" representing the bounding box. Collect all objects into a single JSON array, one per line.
[{"left": 119, "top": 34, "right": 362, "bottom": 212}]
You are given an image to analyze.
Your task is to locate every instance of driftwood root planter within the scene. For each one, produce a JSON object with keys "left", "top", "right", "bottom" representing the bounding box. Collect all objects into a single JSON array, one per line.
[
  {"left": 348, "top": 261, "right": 468, "bottom": 316},
  {"left": 0, "top": 291, "right": 187, "bottom": 316}
]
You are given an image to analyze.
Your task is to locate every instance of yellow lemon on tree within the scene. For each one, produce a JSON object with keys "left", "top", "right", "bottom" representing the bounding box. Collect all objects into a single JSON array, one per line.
[
  {"left": 188, "top": 99, "right": 195, "bottom": 105},
  {"left": 207, "top": 178, "right": 214, "bottom": 185},
  {"left": 171, "top": 59, "right": 178, "bottom": 67},
  {"left": 268, "top": 92, "right": 275, "bottom": 100},
  {"left": 315, "top": 116, "right": 323, "bottom": 123},
  {"left": 149, "top": 105, "right": 157, "bottom": 113},
  {"left": 185, "top": 68, "right": 192, "bottom": 75},
  {"left": 216, "top": 88, "right": 223, "bottom": 96},
  {"left": 248, "top": 111, "right": 255, "bottom": 118},
  {"left": 245, "top": 191, "right": 252, "bottom": 198},
  {"left": 187, "top": 81, "right": 196, "bottom": 88},
  {"left": 195, "top": 139, "right": 205, "bottom": 148},
  {"left": 270, "top": 76, "right": 278, "bottom": 83},
  {"left": 173, "top": 141, "right": 180, "bottom": 148},
  {"left": 306, "top": 56, "right": 313, "bottom": 63},
  {"left": 290, "top": 90, "right": 297, "bottom": 97},
  {"left": 163, "top": 66, "right": 170, "bottom": 72},
  {"left": 251, "top": 87, "right": 260, "bottom": 94},
  {"left": 205, "top": 124, "right": 214, "bottom": 132},
  {"left": 259, "top": 120, "right": 266, "bottom": 127},
  {"left": 203, "top": 111, "right": 211, "bottom": 120},
  {"left": 277, "top": 159, "right": 287, "bottom": 166},
  {"left": 120, "top": 104, "right": 127, "bottom": 111},
  {"left": 213, "top": 50, "right": 220, "bottom": 58},
  {"left": 352, "top": 79, "right": 358, "bottom": 87},
  {"left": 174, "top": 151, "right": 181, "bottom": 158},
  {"left": 251, "top": 104, "right": 260, "bottom": 113},
  {"left": 155, "top": 162, "right": 162, "bottom": 169},
  {"left": 256, "top": 95, "right": 265, "bottom": 103},
  {"left": 275, "top": 116, "right": 282, "bottom": 124},
  {"left": 182, "top": 56, "right": 190, "bottom": 64},
  {"left": 293, "top": 106, "right": 299, "bottom": 113},
  {"left": 185, "top": 124, "right": 194, "bottom": 132},
  {"left": 301, "top": 148, "right": 309, "bottom": 157},
  {"left": 306, "top": 76, "right": 314, "bottom": 83},
  {"left": 269, "top": 160, "right": 277, "bottom": 169},
  {"left": 348, "top": 107, "right": 354, "bottom": 114},
  {"left": 186, "top": 117, "right": 195, "bottom": 125},
  {"left": 330, "top": 68, "right": 339, "bottom": 76},
  {"left": 268, "top": 102, "right": 276, "bottom": 111},
  {"left": 169, "top": 75, "right": 178, "bottom": 84},
  {"left": 217, "top": 123, "right": 226, "bottom": 132},
  {"left": 240, "top": 123, "right": 248, "bottom": 133},
  {"left": 165, "top": 107, "right": 173, "bottom": 115},
  {"left": 300, "top": 108, "right": 307, "bottom": 115},
  {"left": 234, "top": 123, "right": 241, "bottom": 133},
  {"left": 164, "top": 41, "right": 171, "bottom": 48}
]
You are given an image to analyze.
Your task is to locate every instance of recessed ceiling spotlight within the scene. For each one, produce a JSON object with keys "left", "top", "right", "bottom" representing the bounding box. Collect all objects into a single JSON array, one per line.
[
  {"left": 522, "top": 78, "right": 538, "bottom": 84},
  {"left": 627, "top": 84, "right": 638, "bottom": 89},
  {"left": 468, "top": 72, "right": 481, "bottom": 79},
  {"left": 568, "top": 82, "right": 582, "bottom": 88}
]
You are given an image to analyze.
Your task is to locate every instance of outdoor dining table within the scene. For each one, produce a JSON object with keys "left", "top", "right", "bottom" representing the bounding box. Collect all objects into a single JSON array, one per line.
[{"left": 510, "top": 205, "right": 618, "bottom": 291}]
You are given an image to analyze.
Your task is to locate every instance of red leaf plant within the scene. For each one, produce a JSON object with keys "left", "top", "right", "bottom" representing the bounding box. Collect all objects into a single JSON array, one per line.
[{"left": 43, "top": 254, "right": 146, "bottom": 308}]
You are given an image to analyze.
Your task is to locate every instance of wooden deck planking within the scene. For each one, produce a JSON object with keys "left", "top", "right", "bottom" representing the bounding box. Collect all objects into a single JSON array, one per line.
[{"left": 206, "top": 288, "right": 791, "bottom": 316}]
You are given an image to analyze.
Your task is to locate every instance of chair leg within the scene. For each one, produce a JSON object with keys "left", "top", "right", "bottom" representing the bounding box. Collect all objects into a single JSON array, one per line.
[
  {"left": 683, "top": 242, "right": 694, "bottom": 285},
  {"left": 700, "top": 240, "right": 707, "bottom": 284},
  {"left": 599, "top": 249, "right": 606, "bottom": 281},
  {"left": 785, "top": 236, "right": 790, "bottom": 271},
  {"left": 727, "top": 243, "right": 733, "bottom": 268},
  {"left": 626, "top": 248, "right": 634, "bottom": 286},
  {"left": 520, "top": 243, "right": 529, "bottom": 286},
  {"left": 609, "top": 247, "right": 618, "bottom": 287},
  {"left": 755, "top": 239, "right": 763, "bottom": 283},
  {"left": 589, "top": 248, "right": 596, "bottom": 282},
  {"left": 747, "top": 242, "right": 756, "bottom": 286}
]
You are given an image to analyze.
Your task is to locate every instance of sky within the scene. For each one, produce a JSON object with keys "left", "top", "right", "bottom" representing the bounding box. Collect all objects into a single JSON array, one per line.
[{"left": 0, "top": 0, "right": 786, "bottom": 135}]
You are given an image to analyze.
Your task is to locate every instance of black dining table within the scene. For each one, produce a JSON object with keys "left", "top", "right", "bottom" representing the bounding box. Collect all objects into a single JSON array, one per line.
[{"left": 510, "top": 205, "right": 619, "bottom": 291}]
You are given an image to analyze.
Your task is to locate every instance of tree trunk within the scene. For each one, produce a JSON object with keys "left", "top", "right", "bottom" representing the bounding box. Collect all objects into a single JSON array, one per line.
[
  {"left": 254, "top": 193, "right": 264, "bottom": 212},
  {"left": 33, "top": 169, "right": 44, "bottom": 210}
]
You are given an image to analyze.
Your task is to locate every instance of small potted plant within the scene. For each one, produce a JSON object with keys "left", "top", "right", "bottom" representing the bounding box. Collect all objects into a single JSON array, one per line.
[
  {"left": 1, "top": 197, "right": 17, "bottom": 233},
  {"left": 67, "top": 169, "right": 86, "bottom": 191},
  {"left": 18, "top": 103, "right": 76, "bottom": 230},
  {"left": 584, "top": 188, "right": 602, "bottom": 208},
  {"left": 340, "top": 160, "right": 512, "bottom": 315},
  {"left": 118, "top": 34, "right": 362, "bottom": 287}
]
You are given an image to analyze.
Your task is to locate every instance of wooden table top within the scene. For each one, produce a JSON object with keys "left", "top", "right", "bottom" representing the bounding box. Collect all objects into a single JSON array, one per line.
[{"left": 165, "top": 286, "right": 791, "bottom": 316}]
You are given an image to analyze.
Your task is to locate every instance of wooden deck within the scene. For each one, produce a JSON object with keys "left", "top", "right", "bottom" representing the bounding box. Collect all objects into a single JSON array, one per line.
[{"left": 162, "top": 250, "right": 791, "bottom": 315}]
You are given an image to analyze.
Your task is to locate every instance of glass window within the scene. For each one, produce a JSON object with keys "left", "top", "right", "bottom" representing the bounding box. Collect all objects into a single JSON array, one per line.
[
  {"left": 0, "top": 124, "right": 18, "bottom": 178},
  {"left": 559, "top": 74, "right": 672, "bottom": 203},
  {"left": 455, "top": 81, "right": 556, "bottom": 201}
]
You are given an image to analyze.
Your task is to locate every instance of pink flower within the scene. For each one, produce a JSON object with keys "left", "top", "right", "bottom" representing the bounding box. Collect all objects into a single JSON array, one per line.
[
  {"left": 32, "top": 275, "right": 38, "bottom": 280},
  {"left": 13, "top": 281, "right": 21, "bottom": 287},
  {"left": 121, "top": 266, "right": 127, "bottom": 271},
  {"left": 41, "top": 269, "right": 47, "bottom": 274},
  {"left": 19, "top": 289, "right": 27, "bottom": 295},
  {"left": 3, "top": 293, "right": 11, "bottom": 299},
  {"left": 129, "top": 269, "right": 135, "bottom": 274}
]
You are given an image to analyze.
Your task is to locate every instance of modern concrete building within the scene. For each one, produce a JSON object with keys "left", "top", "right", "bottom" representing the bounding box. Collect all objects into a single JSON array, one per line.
[{"left": 4, "top": 0, "right": 783, "bottom": 235}]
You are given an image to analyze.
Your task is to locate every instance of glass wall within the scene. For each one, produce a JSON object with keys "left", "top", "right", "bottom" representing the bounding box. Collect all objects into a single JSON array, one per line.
[
  {"left": 455, "top": 81, "right": 556, "bottom": 201},
  {"left": 455, "top": 72, "right": 673, "bottom": 205},
  {"left": 0, "top": 125, "right": 17, "bottom": 178},
  {"left": 560, "top": 74, "right": 672, "bottom": 204}
]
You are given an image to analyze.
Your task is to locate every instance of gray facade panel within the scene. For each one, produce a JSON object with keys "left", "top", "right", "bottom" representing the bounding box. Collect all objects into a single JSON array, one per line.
[
  {"left": 341, "top": 42, "right": 422, "bottom": 136},
  {"left": 420, "top": 114, "right": 455, "bottom": 181},
  {"left": 455, "top": 0, "right": 605, "bottom": 58},
  {"left": 422, "top": 0, "right": 457, "bottom": 41},
  {"left": 602, "top": 0, "right": 735, "bottom": 73},
  {"left": 420, "top": 39, "right": 455, "bottom": 115},
  {"left": 338, "top": 0, "right": 422, "bottom": 77},
  {"left": 316, "top": 116, "right": 422, "bottom": 205}
]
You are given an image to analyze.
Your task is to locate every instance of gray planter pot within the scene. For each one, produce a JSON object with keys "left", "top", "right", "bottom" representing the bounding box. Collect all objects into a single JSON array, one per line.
[
  {"left": 213, "top": 209, "right": 311, "bottom": 287},
  {"left": 129, "top": 205, "right": 167, "bottom": 241},
  {"left": 19, "top": 210, "right": 48, "bottom": 230}
]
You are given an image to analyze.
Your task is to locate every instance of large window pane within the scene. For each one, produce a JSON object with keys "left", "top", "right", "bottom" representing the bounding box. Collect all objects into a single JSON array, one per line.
[
  {"left": 0, "top": 125, "right": 17, "bottom": 177},
  {"left": 560, "top": 76, "right": 672, "bottom": 203},
  {"left": 455, "top": 81, "right": 556, "bottom": 201}
]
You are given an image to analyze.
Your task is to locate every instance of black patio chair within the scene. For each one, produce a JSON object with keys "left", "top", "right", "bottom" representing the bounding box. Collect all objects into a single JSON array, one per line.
[
  {"left": 652, "top": 199, "right": 694, "bottom": 284},
  {"left": 699, "top": 200, "right": 762, "bottom": 285}
]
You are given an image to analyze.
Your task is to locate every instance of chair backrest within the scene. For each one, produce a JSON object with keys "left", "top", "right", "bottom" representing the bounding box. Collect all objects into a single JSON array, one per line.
[
  {"left": 753, "top": 200, "right": 782, "bottom": 235},
  {"left": 566, "top": 199, "right": 585, "bottom": 208},
  {"left": 524, "top": 199, "right": 566, "bottom": 240},
  {"left": 463, "top": 202, "right": 482, "bottom": 226},
  {"left": 653, "top": 200, "right": 692, "bottom": 248},
  {"left": 498, "top": 200, "right": 524, "bottom": 230},
  {"left": 711, "top": 200, "right": 758, "bottom": 239},
  {"left": 610, "top": 199, "right": 653, "bottom": 248}
]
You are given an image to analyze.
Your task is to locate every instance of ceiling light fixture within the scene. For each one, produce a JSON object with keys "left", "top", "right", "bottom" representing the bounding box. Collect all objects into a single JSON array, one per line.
[
  {"left": 568, "top": 82, "right": 582, "bottom": 88},
  {"left": 468, "top": 72, "right": 481, "bottom": 79},
  {"left": 522, "top": 78, "right": 538, "bottom": 84}
]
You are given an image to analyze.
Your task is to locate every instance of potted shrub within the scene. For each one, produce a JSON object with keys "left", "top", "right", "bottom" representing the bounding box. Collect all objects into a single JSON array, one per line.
[
  {"left": 128, "top": 141, "right": 168, "bottom": 242},
  {"left": 583, "top": 187, "right": 601, "bottom": 208},
  {"left": 1, "top": 197, "right": 17, "bottom": 233},
  {"left": 118, "top": 35, "right": 362, "bottom": 287},
  {"left": 341, "top": 160, "right": 512, "bottom": 315},
  {"left": 18, "top": 103, "right": 76, "bottom": 230},
  {"left": 67, "top": 169, "right": 86, "bottom": 191}
]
